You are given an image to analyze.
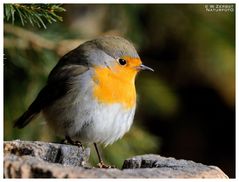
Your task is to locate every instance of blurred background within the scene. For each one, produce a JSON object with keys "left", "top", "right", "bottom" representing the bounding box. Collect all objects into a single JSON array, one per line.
[{"left": 4, "top": 4, "right": 235, "bottom": 177}]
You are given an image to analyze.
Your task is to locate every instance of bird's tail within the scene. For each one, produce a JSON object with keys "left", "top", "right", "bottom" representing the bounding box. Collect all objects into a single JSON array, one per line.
[
  {"left": 13, "top": 108, "right": 39, "bottom": 129},
  {"left": 13, "top": 85, "right": 50, "bottom": 129}
]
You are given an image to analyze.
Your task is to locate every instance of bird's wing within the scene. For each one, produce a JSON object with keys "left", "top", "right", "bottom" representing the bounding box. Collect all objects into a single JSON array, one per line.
[{"left": 14, "top": 63, "right": 89, "bottom": 129}]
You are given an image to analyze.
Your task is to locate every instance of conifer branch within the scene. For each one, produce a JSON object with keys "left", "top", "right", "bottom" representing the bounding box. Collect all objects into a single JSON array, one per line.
[{"left": 4, "top": 4, "right": 65, "bottom": 28}]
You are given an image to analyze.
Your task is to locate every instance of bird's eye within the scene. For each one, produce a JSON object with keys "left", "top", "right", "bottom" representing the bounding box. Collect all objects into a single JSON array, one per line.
[{"left": 118, "top": 58, "right": 127, "bottom": 66}]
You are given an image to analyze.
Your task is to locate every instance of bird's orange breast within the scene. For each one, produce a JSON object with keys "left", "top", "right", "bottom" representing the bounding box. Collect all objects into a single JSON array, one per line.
[{"left": 92, "top": 62, "right": 139, "bottom": 109}]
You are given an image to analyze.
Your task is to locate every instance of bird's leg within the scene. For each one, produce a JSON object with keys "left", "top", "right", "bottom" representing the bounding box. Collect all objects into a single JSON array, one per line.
[
  {"left": 63, "top": 135, "right": 83, "bottom": 148},
  {"left": 94, "top": 143, "right": 114, "bottom": 168}
]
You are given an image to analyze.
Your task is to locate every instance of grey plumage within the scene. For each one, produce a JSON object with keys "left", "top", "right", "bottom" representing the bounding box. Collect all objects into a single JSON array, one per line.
[{"left": 14, "top": 35, "right": 139, "bottom": 129}]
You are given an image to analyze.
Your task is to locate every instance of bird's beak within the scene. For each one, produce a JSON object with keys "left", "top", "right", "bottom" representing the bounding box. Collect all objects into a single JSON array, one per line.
[{"left": 137, "top": 64, "right": 154, "bottom": 72}]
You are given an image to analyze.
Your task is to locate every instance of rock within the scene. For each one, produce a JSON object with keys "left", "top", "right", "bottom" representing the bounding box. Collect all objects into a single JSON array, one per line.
[
  {"left": 122, "top": 154, "right": 229, "bottom": 178},
  {"left": 4, "top": 140, "right": 228, "bottom": 178},
  {"left": 4, "top": 140, "right": 90, "bottom": 167}
]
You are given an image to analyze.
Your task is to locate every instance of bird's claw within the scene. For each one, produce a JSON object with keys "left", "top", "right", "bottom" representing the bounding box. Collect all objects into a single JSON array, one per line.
[
  {"left": 63, "top": 136, "right": 83, "bottom": 148},
  {"left": 97, "top": 161, "right": 115, "bottom": 169}
]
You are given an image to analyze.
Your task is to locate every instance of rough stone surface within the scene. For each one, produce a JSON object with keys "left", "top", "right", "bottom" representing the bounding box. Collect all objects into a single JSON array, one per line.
[
  {"left": 4, "top": 140, "right": 90, "bottom": 167},
  {"left": 122, "top": 154, "right": 228, "bottom": 178},
  {"left": 4, "top": 140, "right": 228, "bottom": 178}
]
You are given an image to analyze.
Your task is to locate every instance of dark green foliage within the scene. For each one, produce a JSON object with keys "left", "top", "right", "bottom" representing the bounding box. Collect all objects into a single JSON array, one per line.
[{"left": 4, "top": 4, "right": 65, "bottom": 28}]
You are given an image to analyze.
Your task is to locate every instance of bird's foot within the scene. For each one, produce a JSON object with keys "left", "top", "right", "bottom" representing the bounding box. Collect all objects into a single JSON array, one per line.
[
  {"left": 63, "top": 136, "right": 83, "bottom": 148},
  {"left": 97, "top": 160, "right": 115, "bottom": 169},
  {"left": 71, "top": 140, "right": 83, "bottom": 148}
]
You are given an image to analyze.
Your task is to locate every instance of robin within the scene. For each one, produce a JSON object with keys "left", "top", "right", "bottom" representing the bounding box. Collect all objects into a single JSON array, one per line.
[{"left": 14, "top": 35, "right": 154, "bottom": 168}]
